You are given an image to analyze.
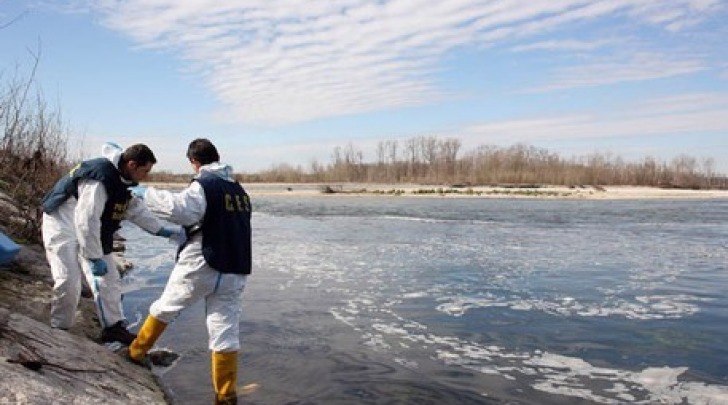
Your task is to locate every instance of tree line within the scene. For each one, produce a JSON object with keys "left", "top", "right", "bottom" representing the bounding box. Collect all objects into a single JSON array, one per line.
[{"left": 227, "top": 137, "right": 725, "bottom": 189}]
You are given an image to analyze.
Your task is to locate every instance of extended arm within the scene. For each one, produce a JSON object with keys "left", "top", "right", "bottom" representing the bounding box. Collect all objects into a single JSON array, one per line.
[
  {"left": 142, "top": 182, "right": 207, "bottom": 227},
  {"left": 126, "top": 195, "right": 169, "bottom": 235}
]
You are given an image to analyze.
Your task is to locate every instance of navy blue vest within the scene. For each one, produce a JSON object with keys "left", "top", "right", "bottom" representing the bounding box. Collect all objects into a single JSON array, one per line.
[
  {"left": 192, "top": 173, "right": 252, "bottom": 275},
  {"left": 42, "top": 158, "right": 133, "bottom": 255}
]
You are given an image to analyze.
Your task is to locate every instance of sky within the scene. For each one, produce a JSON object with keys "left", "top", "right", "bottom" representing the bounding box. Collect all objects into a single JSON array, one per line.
[{"left": 1, "top": 0, "right": 727, "bottom": 175}]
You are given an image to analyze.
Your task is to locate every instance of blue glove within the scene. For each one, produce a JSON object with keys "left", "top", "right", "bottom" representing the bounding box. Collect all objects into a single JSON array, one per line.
[
  {"left": 129, "top": 185, "right": 147, "bottom": 199},
  {"left": 168, "top": 229, "right": 188, "bottom": 247},
  {"left": 156, "top": 226, "right": 179, "bottom": 238},
  {"left": 90, "top": 258, "right": 108, "bottom": 276}
]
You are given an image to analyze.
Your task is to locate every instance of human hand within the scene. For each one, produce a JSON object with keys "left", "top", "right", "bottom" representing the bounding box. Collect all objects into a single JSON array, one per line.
[
  {"left": 158, "top": 226, "right": 187, "bottom": 246},
  {"left": 156, "top": 226, "right": 179, "bottom": 238},
  {"left": 168, "top": 229, "right": 187, "bottom": 246},
  {"left": 90, "top": 258, "right": 108, "bottom": 276},
  {"left": 129, "top": 185, "right": 147, "bottom": 199}
]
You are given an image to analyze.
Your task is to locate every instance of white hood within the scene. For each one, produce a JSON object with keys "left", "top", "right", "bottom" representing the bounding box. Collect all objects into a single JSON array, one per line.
[
  {"left": 197, "top": 162, "right": 236, "bottom": 182},
  {"left": 101, "top": 142, "right": 136, "bottom": 185},
  {"left": 101, "top": 142, "right": 123, "bottom": 167}
]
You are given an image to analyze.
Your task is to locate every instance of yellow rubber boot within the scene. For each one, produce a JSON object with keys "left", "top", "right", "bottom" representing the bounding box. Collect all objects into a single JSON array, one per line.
[
  {"left": 129, "top": 315, "right": 167, "bottom": 362},
  {"left": 212, "top": 351, "right": 238, "bottom": 405}
]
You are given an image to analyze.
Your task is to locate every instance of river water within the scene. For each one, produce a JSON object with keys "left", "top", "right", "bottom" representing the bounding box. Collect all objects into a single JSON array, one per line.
[{"left": 120, "top": 196, "right": 728, "bottom": 404}]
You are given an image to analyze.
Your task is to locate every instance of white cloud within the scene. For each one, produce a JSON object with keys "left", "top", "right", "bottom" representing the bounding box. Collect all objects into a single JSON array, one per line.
[
  {"left": 626, "top": 0, "right": 723, "bottom": 31},
  {"left": 458, "top": 92, "right": 728, "bottom": 145},
  {"left": 527, "top": 52, "right": 708, "bottom": 92},
  {"left": 75, "top": 0, "right": 723, "bottom": 125},
  {"left": 511, "top": 39, "right": 613, "bottom": 52}
]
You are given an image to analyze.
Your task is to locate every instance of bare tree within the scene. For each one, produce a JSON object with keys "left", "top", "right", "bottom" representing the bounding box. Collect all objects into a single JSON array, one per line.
[
  {"left": 1, "top": 49, "right": 70, "bottom": 243},
  {"left": 439, "top": 138, "right": 460, "bottom": 183},
  {"left": 223, "top": 137, "right": 725, "bottom": 189}
]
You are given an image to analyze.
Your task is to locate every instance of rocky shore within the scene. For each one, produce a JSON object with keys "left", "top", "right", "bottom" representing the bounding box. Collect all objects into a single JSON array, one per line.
[{"left": 0, "top": 243, "right": 168, "bottom": 404}]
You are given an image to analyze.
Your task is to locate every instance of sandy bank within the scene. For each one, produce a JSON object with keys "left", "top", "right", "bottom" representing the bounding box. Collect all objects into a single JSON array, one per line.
[{"left": 146, "top": 182, "right": 728, "bottom": 200}]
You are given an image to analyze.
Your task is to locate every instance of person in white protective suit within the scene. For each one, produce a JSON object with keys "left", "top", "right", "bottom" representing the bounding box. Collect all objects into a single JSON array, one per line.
[
  {"left": 41, "top": 142, "right": 179, "bottom": 344},
  {"left": 128, "top": 138, "right": 251, "bottom": 405}
]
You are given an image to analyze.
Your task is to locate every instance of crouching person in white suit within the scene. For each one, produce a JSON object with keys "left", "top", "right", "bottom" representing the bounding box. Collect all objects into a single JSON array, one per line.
[
  {"left": 41, "top": 142, "right": 178, "bottom": 344},
  {"left": 128, "top": 138, "right": 251, "bottom": 405}
]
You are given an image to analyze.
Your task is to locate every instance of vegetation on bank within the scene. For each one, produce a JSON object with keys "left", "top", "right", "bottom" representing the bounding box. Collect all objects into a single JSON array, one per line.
[
  {"left": 0, "top": 62, "right": 71, "bottom": 245},
  {"left": 150, "top": 139, "right": 726, "bottom": 190},
  {"left": 319, "top": 184, "right": 574, "bottom": 197}
]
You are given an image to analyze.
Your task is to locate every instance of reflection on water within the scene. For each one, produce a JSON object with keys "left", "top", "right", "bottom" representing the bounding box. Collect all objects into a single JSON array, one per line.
[{"left": 121, "top": 197, "right": 728, "bottom": 404}]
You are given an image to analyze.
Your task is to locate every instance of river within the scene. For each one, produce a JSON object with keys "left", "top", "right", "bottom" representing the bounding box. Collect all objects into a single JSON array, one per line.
[{"left": 120, "top": 196, "right": 728, "bottom": 404}]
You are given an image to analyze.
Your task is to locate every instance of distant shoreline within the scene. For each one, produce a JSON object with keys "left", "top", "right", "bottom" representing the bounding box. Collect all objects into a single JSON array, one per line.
[{"left": 144, "top": 182, "right": 728, "bottom": 200}]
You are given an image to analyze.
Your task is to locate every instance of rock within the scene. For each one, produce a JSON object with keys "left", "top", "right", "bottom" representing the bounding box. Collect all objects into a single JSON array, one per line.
[
  {"left": 115, "top": 255, "right": 134, "bottom": 278},
  {"left": 0, "top": 243, "right": 168, "bottom": 404},
  {"left": 0, "top": 246, "right": 55, "bottom": 326},
  {"left": 0, "top": 308, "right": 167, "bottom": 404},
  {"left": 113, "top": 240, "right": 126, "bottom": 252},
  {"left": 147, "top": 350, "right": 180, "bottom": 368},
  {"left": 0, "top": 244, "right": 98, "bottom": 340}
]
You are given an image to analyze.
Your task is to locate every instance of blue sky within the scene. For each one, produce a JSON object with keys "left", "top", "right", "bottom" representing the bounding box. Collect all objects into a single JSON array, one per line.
[{"left": 1, "top": 1, "right": 727, "bottom": 175}]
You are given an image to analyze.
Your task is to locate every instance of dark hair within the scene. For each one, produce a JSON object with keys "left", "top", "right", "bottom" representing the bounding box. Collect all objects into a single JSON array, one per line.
[
  {"left": 121, "top": 144, "right": 157, "bottom": 166},
  {"left": 187, "top": 138, "right": 220, "bottom": 165}
]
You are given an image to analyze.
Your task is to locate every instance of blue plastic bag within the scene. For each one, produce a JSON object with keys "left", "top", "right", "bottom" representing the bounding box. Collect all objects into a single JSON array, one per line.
[{"left": 0, "top": 231, "right": 20, "bottom": 265}]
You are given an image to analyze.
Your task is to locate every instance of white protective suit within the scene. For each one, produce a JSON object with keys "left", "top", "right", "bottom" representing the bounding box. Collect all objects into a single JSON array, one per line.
[
  {"left": 143, "top": 162, "right": 247, "bottom": 352},
  {"left": 42, "top": 143, "right": 166, "bottom": 329}
]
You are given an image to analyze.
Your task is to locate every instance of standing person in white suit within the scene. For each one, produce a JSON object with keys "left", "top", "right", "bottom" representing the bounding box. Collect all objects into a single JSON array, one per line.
[
  {"left": 41, "top": 142, "right": 178, "bottom": 344},
  {"left": 128, "top": 138, "right": 251, "bottom": 405}
]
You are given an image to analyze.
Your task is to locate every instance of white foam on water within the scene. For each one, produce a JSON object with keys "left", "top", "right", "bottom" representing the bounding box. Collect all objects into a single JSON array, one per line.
[
  {"left": 330, "top": 309, "right": 358, "bottom": 328},
  {"left": 403, "top": 319, "right": 728, "bottom": 403},
  {"left": 393, "top": 357, "right": 418, "bottom": 369},
  {"left": 362, "top": 332, "right": 390, "bottom": 350},
  {"left": 334, "top": 294, "right": 728, "bottom": 404},
  {"left": 434, "top": 293, "right": 706, "bottom": 320},
  {"left": 525, "top": 354, "right": 728, "bottom": 405},
  {"left": 401, "top": 291, "right": 427, "bottom": 298},
  {"left": 372, "top": 323, "right": 410, "bottom": 336},
  {"left": 381, "top": 215, "right": 493, "bottom": 225}
]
